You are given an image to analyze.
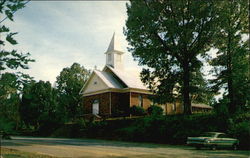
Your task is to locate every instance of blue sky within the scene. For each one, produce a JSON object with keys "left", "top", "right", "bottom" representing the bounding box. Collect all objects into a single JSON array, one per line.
[{"left": 3, "top": 1, "right": 141, "bottom": 83}]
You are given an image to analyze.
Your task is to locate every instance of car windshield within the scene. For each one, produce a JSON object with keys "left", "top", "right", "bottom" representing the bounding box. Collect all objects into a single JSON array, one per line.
[{"left": 200, "top": 132, "right": 217, "bottom": 137}]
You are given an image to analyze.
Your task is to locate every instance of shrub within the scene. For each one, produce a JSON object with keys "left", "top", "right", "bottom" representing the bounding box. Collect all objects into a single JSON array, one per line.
[
  {"left": 147, "top": 105, "right": 163, "bottom": 115},
  {"left": 129, "top": 105, "right": 146, "bottom": 116},
  {"left": 228, "top": 112, "right": 250, "bottom": 149},
  {"left": 51, "top": 111, "right": 250, "bottom": 148},
  {"left": 228, "top": 121, "right": 250, "bottom": 149},
  {"left": 0, "top": 118, "right": 15, "bottom": 139}
]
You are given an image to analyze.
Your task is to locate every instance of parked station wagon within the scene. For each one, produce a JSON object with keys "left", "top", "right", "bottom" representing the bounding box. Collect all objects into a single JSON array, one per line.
[{"left": 187, "top": 132, "right": 239, "bottom": 150}]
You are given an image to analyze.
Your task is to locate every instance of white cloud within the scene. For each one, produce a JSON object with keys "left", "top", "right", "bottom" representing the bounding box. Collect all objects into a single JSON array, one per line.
[{"left": 2, "top": 1, "right": 142, "bottom": 83}]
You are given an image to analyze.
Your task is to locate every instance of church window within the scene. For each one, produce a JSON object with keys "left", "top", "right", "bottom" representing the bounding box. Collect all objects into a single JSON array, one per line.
[
  {"left": 172, "top": 103, "right": 176, "bottom": 111},
  {"left": 92, "top": 99, "right": 99, "bottom": 115},
  {"left": 138, "top": 95, "right": 143, "bottom": 107}
]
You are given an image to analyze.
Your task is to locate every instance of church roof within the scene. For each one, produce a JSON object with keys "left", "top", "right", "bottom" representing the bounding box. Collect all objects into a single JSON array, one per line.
[
  {"left": 104, "top": 66, "right": 148, "bottom": 90},
  {"left": 93, "top": 69, "right": 125, "bottom": 89}
]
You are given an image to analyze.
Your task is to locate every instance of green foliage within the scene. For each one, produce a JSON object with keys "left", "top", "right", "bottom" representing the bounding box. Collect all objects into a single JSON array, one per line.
[
  {"left": 228, "top": 112, "right": 250, "bottom": 149},
  {"left": 0, "top": 0, "right": 34, "bottom": 71},
  {"left": 129, "top": 105, "right": 146, "bottom": 116},
  {"left": 0, "top": 0, "right": 34, "bottom": 133},
  {"left": 208, "top": 0, "right": 249, "bottom": 113},
  {"left": 50, "top": 112, "right": 248, "bottom": 150},
  {"left": 56, "top": 63, "right": 90, "bottom": 121},
  {"left": 0, "top": 72, "right": 33, "bottom": 131},
  {"left": 189, "top": 71, "right": 215, "bottom": 105},
  {"left": 125, "top": 0, "right": 220, "bottom": 114},
  {"left": 213, "top": 97, "right": 230, "bottom": 116},
  {"left": 65, "top": 113, "right": 228, "bottom": 144},
  {"left": 20, "top": 81, "right": 63, "bottom": 132},
  {"left": 147, "top": 105, "right": 163, "bottom": 116},
  {"left": 0, "top": 117, "right": 15, "bottom": 139}
]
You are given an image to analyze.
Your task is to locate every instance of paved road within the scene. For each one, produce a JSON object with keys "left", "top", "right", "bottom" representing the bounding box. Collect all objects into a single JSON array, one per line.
[{"left": 1, "top": 136, "right": 250, "bottom": 158}]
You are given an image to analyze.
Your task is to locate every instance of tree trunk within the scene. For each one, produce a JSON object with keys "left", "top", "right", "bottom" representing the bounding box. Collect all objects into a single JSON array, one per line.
[
  {"left": 183, "top": 60, "right": 192, "bottom": 115},
  {"left": 227, "top": 60, "right": 235, "bottom": 113},
  {"left": 227, "top": 9, "right": 235, "bottom": 114},
  {"left": 227, "top": 31, "right": 235, "bottom": 114}
]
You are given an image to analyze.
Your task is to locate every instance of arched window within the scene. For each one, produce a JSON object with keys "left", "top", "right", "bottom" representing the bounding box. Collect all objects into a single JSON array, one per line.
[
  {"left": 92, "top": 99, "right": 99, "bottom": 115},
  {"left": 138, "top": 95, "right": 143, "bottom": 107},
  {"left": 172, "top": 102, "right": 176, "bottom": 111}
]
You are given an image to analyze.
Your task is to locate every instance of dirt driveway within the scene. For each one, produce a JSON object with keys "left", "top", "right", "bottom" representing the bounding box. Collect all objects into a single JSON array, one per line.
[{"left": 1, "top": 136, "right": 249, "bottom": 158}]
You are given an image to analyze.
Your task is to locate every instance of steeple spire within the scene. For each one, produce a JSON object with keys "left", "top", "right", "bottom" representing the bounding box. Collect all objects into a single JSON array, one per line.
[
  {"left": 106, "top": 32, "right": 115, "bottom": 52},
  {"left": 105, "top": 33, "right": 125, "bottom": 70},
  {"left": 106, "top": 32, "right": 123, "bottom": 53}
]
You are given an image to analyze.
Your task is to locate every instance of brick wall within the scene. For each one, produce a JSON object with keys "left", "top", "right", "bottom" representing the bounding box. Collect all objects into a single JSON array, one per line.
[
  {"left": 130, "top": 92, "right": 152, "bottom": 110},
  {"left": 165, "top": 102, "right": 183, "bottom": 115},
  {"left": 110, "top": 92, "right": 130, "bottom": 115},
  {"left": 83, "top": 92, "right": 152, "bottom": 116},
  {"left": 83, "top": 92, "right": 110, "bottom": 115}
]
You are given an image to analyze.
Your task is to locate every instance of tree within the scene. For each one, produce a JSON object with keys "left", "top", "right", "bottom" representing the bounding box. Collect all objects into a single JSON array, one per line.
[
  {"left": 125, "top": 0, "right": 219, "bottom": 114},
  {"left": 0, "top": 0, "right": 34, "bottom": 72},
  {"left": 209, "top": 0, "right": 249, "bottom": 113},
  {"left": 0, "top": 73, "right": 20, "bottom": 129},
  {"left": 56, "top": 63, "right": 90, "bottom": 120},
  {"left": 189, "top": 70, "right": 214, "bottom": 105},
  {"left": 0, "top": 72, "right": 33, "bottom": 129},
  {"left": 20, "top": 81, "right": 61, "bottom": 130},
  {"left": 0, "top": 0, "right": 34, "bottom": 132}
]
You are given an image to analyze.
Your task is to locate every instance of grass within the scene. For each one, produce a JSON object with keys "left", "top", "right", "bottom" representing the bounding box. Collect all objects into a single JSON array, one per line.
[{"left": 1, "top": 148, "right": 58, "bottom": 158}]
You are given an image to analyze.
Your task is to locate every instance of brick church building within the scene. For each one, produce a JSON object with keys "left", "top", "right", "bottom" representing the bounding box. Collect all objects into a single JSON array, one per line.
[
  {"left": 80, "top": 33, "right": 213, "bottom": 117},
  {"left": 80, "top": 33, "right": 153, "bottom": 117}
]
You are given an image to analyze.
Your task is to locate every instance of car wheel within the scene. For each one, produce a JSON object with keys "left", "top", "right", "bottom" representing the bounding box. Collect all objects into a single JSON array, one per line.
[
  {"left": 210, "top": 145, "right": 217, "bottom": 150},
  {"left": 232, "top": 144, "right": 238, "bottom": 150}
]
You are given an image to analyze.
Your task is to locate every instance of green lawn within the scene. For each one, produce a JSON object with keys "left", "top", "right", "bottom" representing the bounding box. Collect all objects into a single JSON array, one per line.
[{"left": 1, "top": 148, "right": 58, "bottom": 158}]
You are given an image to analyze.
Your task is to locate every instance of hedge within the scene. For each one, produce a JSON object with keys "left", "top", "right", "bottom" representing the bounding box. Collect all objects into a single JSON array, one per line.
[{"left": 50, "top": 112, "right": 250, "bottom": 149}]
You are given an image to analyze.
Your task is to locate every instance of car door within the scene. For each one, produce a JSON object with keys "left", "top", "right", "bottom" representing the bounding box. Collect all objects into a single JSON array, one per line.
[{"left": 217, "top": 134, "right": 232, "bottom": 147}]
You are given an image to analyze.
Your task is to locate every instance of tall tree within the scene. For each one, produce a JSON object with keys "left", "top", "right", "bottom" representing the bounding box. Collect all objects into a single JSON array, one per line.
[
  {"left": 0, "top": 73, "right": 20, "bottom": 129},
  {"left": 20, "top": 81, "right": 60, "bottom": 130},
  {"left": 209, "top": 0, "right": 249, "bottom": 113},
  {"left": 125, "top": 0, "right": 219, "bottom": 114},
  {"left": 0, "top": 0, "right": 34, "bottom": 132},
  {"left": 56, "top": 63, "right": 90, "bottom": 120},
  {"left": 0, "top": 72, "right": 33, "bottom": 129}
]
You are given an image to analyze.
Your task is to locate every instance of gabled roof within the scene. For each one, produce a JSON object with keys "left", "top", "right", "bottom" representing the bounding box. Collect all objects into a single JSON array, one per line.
[
  {"left": 103, "top": 66, "right": 148, "bottom": 90},
  {"left": 80, "top": 69, "right": 125, "bottom": 94},
  {"left": 93, "top": 70, "right": 125, "bottom": 89},
  {"left": 80, "top": 66, "right": 150, "bottom": 95}
]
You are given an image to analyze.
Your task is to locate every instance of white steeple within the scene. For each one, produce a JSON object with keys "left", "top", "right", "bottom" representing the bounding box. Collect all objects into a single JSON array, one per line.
[{"left": 105, "top": 33, "right": 124, "bottom": 70}]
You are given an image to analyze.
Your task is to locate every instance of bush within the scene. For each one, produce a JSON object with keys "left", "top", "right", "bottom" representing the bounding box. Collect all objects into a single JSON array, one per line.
[
  {"left": 0, "top": 117, "right": 15, "bottom": 139},
  {"left": 147, "top": 105, "right": 163, "bottom": 115},
  {"left": 228, "top": 112, "right": 250, "bottom": 150},
  {"left": 228, "top": 121, "right": 250, "bottom": 150},
  {"left": 51, "top": 112, "right": 250, "bottom": 148},
  {"left": 129, "top": 105, "right": 146, "bottom": 116}
]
